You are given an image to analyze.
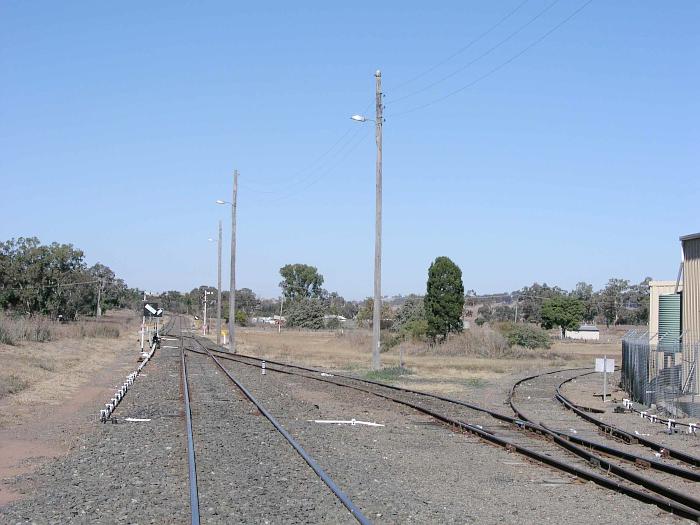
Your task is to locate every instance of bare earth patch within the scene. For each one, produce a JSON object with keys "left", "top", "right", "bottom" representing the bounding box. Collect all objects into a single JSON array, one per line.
[{"left": 0, "top": 314, "right": 141, "bottom": 506}]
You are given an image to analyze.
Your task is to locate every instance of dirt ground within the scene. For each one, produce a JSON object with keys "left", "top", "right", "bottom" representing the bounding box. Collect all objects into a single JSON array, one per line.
[
  {"left": 0, "top": 311, "right": 143, "bottom": 506},
  {"left": 224, "top": 327, "right": 619, "bottom": 397}
]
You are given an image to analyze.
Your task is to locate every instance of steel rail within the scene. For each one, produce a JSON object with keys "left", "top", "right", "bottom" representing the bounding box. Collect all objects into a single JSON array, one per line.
[
  {"left": 189, "top": 340, "right": 700, "bottom": 480},
  {"left": 187, "top": 337, "right": 372, "bottom": 525},
  {"left": 509, "top": 373, "right": 700, "bottom": 515},
  {"left": 193, "top": 344, "right": 700, "bottom": 481},
  {"left": 179, "top": 318, "right": 201, "bottom": 525},
  {"left": 555, "top": 372, "right": 700, "bottom": 466},
  {"left": 185, "top": 340, "right": 700, "bottom": 521}
]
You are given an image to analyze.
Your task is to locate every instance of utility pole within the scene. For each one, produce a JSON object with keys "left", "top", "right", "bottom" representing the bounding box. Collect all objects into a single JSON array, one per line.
[
  {"left": 140, "top": 291, "right": 146, "bottom": 353},
  {"left": 203, "top": 290, "right": 208, "bottom": 336},
  {"left": 229, "top": 170, "right": 238, "bottom": 353},
  {"left": 216, "top": 220, "right": 223, "bottom": 345},
  {"left": 96, "top": 279, "right": 103, "bottom": 317},
  {"left": 372, "top": 69, "right": 383, "bottom": 371},
  {"left": 278, "top": 296, "right": 283, "bottom": 334}
]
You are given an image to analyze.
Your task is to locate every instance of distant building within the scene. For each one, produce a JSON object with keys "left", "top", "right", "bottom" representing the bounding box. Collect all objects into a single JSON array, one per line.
[
  {"left": 565, "top": 324, "right": 600, "bottom": 341},
  {"left": 323, "top": 315, "right": 347, "bottom": 322}
]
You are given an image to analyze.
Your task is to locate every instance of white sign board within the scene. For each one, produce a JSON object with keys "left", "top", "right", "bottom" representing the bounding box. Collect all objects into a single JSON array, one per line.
[{"left": 595, "top": 358, "right": 615, "bottom": 373}]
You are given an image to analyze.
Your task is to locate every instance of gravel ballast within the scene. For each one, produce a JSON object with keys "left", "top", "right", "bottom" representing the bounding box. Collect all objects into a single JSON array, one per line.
[
  {"left": 200, "top": 348, "right": 687, "bottom": 524},
  {"left": 1, "top": 345, "right": 189, "bottom": 524}
]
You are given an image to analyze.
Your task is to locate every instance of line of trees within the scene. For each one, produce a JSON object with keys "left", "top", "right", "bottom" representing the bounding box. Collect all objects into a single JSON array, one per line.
[
  {"left": 473, "top": 278, "right": 651, "bottom": 328},
  {"left": 0, "top": 237, "right": 140, "bottom": 320}
]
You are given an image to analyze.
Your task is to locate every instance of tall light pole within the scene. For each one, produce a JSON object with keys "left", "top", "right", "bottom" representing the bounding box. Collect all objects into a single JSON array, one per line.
[
  {"left": 351, "top": 69, "right": 383, "bottom": 370},
  {"left": 216, "top": 169, "right": 238, "bottom": 353}
]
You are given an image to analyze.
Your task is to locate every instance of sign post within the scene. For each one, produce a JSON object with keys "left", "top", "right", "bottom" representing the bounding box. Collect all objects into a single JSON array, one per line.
[{"left": 595, "top": 356, "right": 615, "bottom": 402}]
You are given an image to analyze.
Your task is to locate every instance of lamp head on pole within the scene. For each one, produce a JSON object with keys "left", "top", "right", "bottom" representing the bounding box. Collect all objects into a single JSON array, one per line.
[
  {"left": 350, "top": 115, "right": 367, "bottom": 122},
  {"left": 215, "top": 199, "right": 226, "bottom": 205}
]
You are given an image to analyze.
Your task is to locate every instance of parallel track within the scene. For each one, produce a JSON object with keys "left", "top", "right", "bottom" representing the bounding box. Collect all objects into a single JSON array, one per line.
[
  {"left": 180, "top": 332, "right": 371, "bottom": 525},
  {"left": 187, "top": 336, "right": 700, "bottom": 522},
  {"left": 177, "top": 317, "right": 201, "bottom": 525},
  {"left": 554, "top": 371, "right": 699, "bottom": 464}
]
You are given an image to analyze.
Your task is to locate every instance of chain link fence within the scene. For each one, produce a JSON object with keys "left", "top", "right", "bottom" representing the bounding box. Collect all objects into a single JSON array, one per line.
[{"left": 621, "top": 330, "right": 699, "bottom": 417}]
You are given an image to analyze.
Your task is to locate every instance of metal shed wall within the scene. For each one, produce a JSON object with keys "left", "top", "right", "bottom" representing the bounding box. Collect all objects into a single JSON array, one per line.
[{"left": 681, "top": 235, "right": 700, "bottom": 394}]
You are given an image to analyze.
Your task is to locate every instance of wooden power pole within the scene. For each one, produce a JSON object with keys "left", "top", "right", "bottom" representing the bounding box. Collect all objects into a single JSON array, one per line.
[
  {"left": 229, "top": 170, "right": 238, "bottom": 353},
  {"left": 216, "top": 220, "right": 222, "bottom": 345},
  {"left": 372, "top": 70, "right": 383, "bottom": 371}
]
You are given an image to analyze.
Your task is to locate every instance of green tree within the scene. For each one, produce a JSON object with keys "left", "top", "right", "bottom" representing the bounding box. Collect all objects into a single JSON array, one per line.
[
  {"left": 599, "top": 278, "right": 630, "bottom": 327},
  {"left": 355, "top": 297, "right": 392, "bottom": 328},
  {"left": 285, "top": 298, "right": 325, "bottom": 329},
  {"left": 235, "top": 288, "right": 259, "bottom": 314},
  {"left": 394, "top": 295, "right": 424, "bottom": 329},
  {"left": 541, "top": 296, "right": 585, "bottom": 337},
  {"left": 425, "top": 256, "right": 465, "bottom": 341},
  {"left": 279, "top": 264, "right": 324, "bottom": 301},
  {"left": 517, "top": 283, "right": 565, "bottom": 323},
  {"left": 571, "top": 281, "right": 596, "bottom": 322}
]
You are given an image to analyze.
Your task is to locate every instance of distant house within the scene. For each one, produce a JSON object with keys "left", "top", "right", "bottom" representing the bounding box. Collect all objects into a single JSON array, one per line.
[
  {"left": 565, "top": 324, "right": 600, "bottom": 341},
  {"left": 323, "top": 315, "right": 347, "bottom": 322}
]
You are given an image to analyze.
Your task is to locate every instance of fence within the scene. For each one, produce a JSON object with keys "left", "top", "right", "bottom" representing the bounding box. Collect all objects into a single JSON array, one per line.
[{"left": 621, "top": 330, "right": 699, "bottom": 417}]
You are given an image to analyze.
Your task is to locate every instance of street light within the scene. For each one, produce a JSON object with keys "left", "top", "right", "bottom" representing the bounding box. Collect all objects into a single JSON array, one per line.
[
  {"left": 351, "top": 115, "right": 370, "bottom": 122},
  {"left": 351, "top": 69, "right": 383, "bottom": 371},
  {"left": 216, "top": 169, "right": 238, "bottom": 353}
]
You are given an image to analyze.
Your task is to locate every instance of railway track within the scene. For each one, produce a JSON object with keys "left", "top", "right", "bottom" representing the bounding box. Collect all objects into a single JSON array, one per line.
[
  {"left": 186, "top": 336, "right": 700, "bottom": 522},
  {"left": 171, "top": 320, "right": 369, "bottom": 525}
]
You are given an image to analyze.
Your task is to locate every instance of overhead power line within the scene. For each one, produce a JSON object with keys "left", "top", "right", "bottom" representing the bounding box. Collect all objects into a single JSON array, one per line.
[
  {"left": 263, "top": 128, "right": 373, "bottom": 204},
  {"left": 390, "top": 0, "right": 532, "bottom": 93},
  {"left": 0, "top": 279, "right": 103, "bottom": 293},
  {"left": 388, "top": 0, "right": 559, "bottom": 104},
  {"left": 388, "top": 0, "right": 594, "bottom": 118}
]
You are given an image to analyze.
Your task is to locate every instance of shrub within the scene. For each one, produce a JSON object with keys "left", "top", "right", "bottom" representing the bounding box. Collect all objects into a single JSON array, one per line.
[
  {"left": 0, "top": 374, "right": 30, "bottom": 398},
  {"left": 325, "top": 316, "right": 341, "bottom": 329},
  {"left": 365, "top": 366, "right": 413, "bottom": 382},
  {"left": 235, "top": 310, "right": 248, "bottom": 326},
  {"left": 0, "top": 323, "right": 16, "bottom": 345},
  {"left": 436, "top": 326, "right": 510, "bottom": 357},
  {"left": 497, "top": 322, "right": 551, "bottom": 349}
]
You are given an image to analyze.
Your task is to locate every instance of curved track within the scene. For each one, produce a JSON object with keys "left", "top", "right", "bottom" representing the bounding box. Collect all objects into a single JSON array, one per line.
[{"left": 187, "top": 336, "right": 700, "bottom": 521}]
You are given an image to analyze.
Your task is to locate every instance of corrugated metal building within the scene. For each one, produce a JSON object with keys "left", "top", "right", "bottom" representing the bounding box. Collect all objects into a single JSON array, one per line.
[{"left": 681, "top": 233, "right": 700, "bottom": 395}]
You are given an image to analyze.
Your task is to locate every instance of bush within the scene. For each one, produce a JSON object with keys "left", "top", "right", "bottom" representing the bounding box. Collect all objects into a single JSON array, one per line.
[
  {"left": 436, "top": 326, "right": 510, "bottom": 357},
  {"left": 365, "top": 366, "right": 413, "bottom": 382},
  {"left": 235, "top": 310, "right": 248, "bottom": 326},
  {"left": 0, "top": 374, "right": 30, "bottom": 398},
  {"left": 497, "top": 322, "right": 551, "bottom": 349},
  {"left": 0, "top": 323, "right": 16, "bottom": 345},
  {"left": 325, "top": 316, "right": 341, "bottom": 329}
]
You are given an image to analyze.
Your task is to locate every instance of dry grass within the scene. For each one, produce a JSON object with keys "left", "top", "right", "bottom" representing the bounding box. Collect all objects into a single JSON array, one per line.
[
  {"left": 0, "top": 310, "right": 139, "bottom": 426},
  {"left": 0, "top": 312, "right": 129, "bottom": 345},
  {"left": 232, "top": 326, "right": 614, "bottom": 393}
]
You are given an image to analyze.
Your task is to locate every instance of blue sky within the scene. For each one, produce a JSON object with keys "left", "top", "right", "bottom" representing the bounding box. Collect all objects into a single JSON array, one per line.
[{"left": 1, "top": 1, "right": 698, "bottom": 299}]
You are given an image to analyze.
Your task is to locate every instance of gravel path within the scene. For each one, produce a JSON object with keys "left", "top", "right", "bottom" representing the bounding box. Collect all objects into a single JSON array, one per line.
[
  {"left": 205, "top": 350, "right": 687, "bottom": 524},
  {"left": 1, "top": 345, "right": 189, "bottom": 524}
]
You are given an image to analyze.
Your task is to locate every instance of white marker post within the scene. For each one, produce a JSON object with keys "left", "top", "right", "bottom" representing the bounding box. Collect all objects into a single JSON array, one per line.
[{"left": 595, "top": 356, "right": 615, "bottom": 402}]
